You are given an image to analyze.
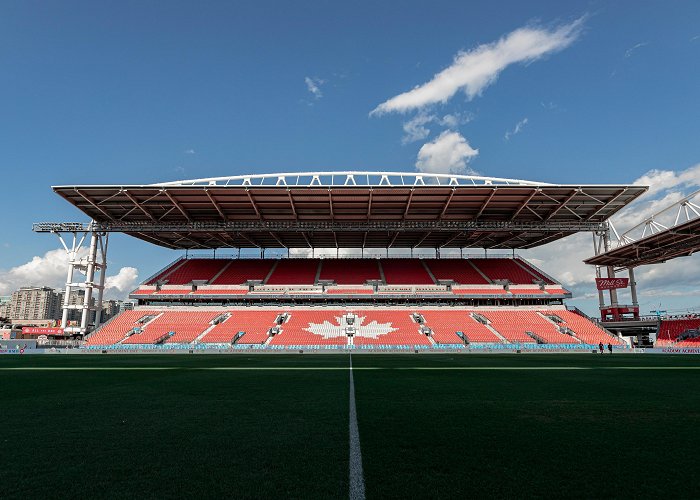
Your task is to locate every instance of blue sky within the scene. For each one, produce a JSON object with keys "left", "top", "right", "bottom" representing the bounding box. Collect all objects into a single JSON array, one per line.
[{"left": 1, "top": 0, "right": 699, "bottom": 315}]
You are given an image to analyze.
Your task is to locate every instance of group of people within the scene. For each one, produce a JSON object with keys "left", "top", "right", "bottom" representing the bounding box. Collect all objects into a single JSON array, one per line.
[{"left": 598, "top": 342, "right": 613, "bottom": 354}]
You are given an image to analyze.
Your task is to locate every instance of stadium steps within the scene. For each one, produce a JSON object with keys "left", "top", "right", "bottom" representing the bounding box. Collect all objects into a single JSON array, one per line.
[
  {"left": 420, "top": 260, "right": 438, "bottom": 284},
  {"left": 475, "top": 315, "right": 509, "bottom": 344},
  {"left": 156, "top": 259, "right": 189, "bottom": 284},
  {"left": 154, "top": 332, "right": 172, "bottom": 345},
  {"left": 512, "top": 259, "right": 548, "bottom": 283},
  {"left": 377, "top": 260, "right": 387, "bottom": 285},
  {"left": 144, "top": 257, "right": 186, "bottom": 285},
  {"left": 314, "top": 260, "right": 323, "bottom": 285},
  {"left": 117, "top": 312, "right": 163, "bottom": 344},
  {"left": 467, "top": 260, "right": 493, "bottom": 283},
  {"left": 524, "top": 331, "right": 545, "bottom": 344},
  {"left": 537, "top": 312, "right": 583, "bottom": 344},
  {"left": 208, "top": 261, "right": 234, "bottom": 284},
  {"left": 262, "top": 260, "right": 279, "bottom": 285},
  {"left": 263, "top": 330, "right": 274, "bottom": 345},
  {"left": 193, "top": 314, "right": 230, "bottom": 343},
  {"left": 411, "top": 312, "right": 436, "bottom": 344}
]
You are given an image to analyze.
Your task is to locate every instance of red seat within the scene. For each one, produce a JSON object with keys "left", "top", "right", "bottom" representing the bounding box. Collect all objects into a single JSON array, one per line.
[
  {"left": 266, "top": 260, "right": 320, "bottom": 285},
  {"left": 381, "top": 259, "right": 434, "bottom": 285},
  {"left": 319, "top": 259, "right": 380, "bottom": 284}
]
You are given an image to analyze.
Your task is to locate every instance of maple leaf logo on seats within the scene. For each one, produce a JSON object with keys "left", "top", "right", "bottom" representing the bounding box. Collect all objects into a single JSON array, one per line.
[{"left": 305, "top": 315, "right": 396, "bottom": 339}]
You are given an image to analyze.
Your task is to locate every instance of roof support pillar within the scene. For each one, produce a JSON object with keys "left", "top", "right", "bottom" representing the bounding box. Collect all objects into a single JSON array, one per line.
[
  {"left": 54, "top": 224, "right": 106, "bottom": 337},
  {"left": 629, "top": 266, "right": 639, "bottom": 308}
]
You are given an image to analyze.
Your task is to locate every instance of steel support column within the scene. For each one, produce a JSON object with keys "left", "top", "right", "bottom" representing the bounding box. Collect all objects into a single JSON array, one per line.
[{"left": 629, "top": 266, "right": 639, "bottom": 308}]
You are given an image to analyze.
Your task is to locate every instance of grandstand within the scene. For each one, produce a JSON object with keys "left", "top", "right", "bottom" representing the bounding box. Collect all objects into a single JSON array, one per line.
[{"left": 34, "top": 171, "right": 648, "bottom": 350}]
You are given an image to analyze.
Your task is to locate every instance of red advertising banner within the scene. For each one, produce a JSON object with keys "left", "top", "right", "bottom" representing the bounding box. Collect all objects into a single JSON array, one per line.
[
  {"left": 595, "top": 278, "right": 629, "bottom": 290},
  {"left": 21, "top": 327, "right": 65, "bottom": 336}
]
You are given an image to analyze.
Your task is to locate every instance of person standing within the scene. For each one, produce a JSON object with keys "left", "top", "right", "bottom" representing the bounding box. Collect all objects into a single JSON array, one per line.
[
  {"left": 607, "top": 342, "right": 613, "bottom": 354},
  {"left": 599, "top": 342, "right": 604, "bottom": 354}
]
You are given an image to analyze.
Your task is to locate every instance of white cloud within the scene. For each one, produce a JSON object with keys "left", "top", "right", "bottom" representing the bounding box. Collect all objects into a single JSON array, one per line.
[
  {"left": 104, "top": 267, "right": 139, "bottom": 293},
  {"left": 0, "top": 249, "right": 139, "bottom": 300},
  {"left": 504, "top": 117, "right": 529, "bottom": 140},
  {"left": 402, "top": 113, "right": 435, "bottom": 144},
  {"left": 415, "top": 130, "right": 479, "bottom": 174},
  {"left": 304, "top": 76, "right": 325, "bottom": 99},
  {"left": 371, "top": 17, "right": 585, "bottom": 115},
  {"left": 184, "top": 149, "right": 196, "bottom": 154},
  {"left": 439, "top": 113, "right": 472, "bottom": 128},
  {"left": 632, "top": 164, "right": 700, "bottom": 196},
  {"left": 401, "top": 112, "right": 473, "bottom": 144},
  {"left": 624, "top": 42, "right": 648, "bottom": 58}
]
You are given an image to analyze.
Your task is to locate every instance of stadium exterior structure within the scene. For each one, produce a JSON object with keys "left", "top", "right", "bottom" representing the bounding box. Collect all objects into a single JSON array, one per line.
[{"left": 34, "top": 171, "right": 648, "bottom": 344}]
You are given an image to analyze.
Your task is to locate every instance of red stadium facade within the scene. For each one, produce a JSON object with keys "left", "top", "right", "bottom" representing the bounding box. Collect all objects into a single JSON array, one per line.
[{"left": 34, "top": 171, "right": 650, "bottom": 350}]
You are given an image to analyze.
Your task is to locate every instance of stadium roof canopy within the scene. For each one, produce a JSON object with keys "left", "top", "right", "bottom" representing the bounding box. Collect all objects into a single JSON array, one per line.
[
  {"left": 42, "top": 172, "right": 647, "bottom": 250},
  {"left": 585, "top": 189, "right": 700, "bottom": 268}
]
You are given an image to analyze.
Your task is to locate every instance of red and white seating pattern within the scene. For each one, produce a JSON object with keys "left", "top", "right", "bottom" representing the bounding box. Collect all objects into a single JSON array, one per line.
[
  {"left": 268, "top": 311, "right": 348, "bottom": 346},
  {"left": 350, "top": 310, "right": 430, "bottom": 346},
  {"left": 89, "top": 307, "right": 615, "bottom": 347}
]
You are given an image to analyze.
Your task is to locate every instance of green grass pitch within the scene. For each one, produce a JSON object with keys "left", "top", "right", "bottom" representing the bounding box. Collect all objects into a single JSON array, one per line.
[{"left": 1, "top": 353, "right": 699, "bottom": 498}]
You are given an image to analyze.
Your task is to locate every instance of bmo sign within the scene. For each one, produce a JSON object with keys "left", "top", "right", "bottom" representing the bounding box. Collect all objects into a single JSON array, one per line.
[{"left": 595, "top": 278, "right": 629, "bottom": 290}]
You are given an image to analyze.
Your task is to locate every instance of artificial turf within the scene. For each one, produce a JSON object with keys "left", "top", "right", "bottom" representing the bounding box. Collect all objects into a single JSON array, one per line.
[{"left": 1, "top": 353, "right": 699, "bottom": 499}]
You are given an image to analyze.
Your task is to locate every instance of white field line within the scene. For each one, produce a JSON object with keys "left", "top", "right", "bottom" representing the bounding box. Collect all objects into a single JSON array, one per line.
[
  {"left": 348, "top": 354, "right": 366, "bottom": 500},
  {"left": 0, "top": 366, "right": 699, "bottom": 371}
]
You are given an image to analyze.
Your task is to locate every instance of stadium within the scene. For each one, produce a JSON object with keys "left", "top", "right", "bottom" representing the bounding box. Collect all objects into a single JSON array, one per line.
[
  {"left": 2, "top": 170, "right": 700, "bottom": 499},
  {"left": 4, "top": 4, "right": 700, "bottom": 498},
  {"left": 29, "top": 171, "right": 654, "bottom": 351}
]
